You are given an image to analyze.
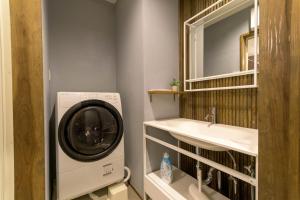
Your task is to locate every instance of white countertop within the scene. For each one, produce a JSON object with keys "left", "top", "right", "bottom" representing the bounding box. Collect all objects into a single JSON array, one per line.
[{"left": 144, "top": 118, "right": 258, "bottom": 156}]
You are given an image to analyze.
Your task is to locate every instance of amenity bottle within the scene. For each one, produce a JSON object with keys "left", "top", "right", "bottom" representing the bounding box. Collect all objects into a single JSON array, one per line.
[{"left": 160, "top": 152, "right": 173, "bottom": 184}]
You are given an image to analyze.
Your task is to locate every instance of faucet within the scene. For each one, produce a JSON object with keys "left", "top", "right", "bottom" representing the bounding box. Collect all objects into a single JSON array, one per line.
[{"left": 205, "top": 107, "right": 216, "bottom": 126}]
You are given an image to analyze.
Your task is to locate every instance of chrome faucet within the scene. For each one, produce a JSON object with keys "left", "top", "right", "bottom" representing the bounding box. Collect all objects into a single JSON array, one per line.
[{"left": 205, "top": 107, "right": 216, "bottom": 126}]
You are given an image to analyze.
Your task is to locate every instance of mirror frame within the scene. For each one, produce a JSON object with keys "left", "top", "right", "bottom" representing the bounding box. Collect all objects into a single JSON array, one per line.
[
  {"left": 183, "top": 0, "right": 259, "bottom": 92},
  {"left": 240, "top": 30, "right": 259, "bottom": 71}
]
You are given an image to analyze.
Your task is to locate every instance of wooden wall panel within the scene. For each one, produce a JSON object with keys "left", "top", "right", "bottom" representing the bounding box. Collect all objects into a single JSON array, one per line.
[
  {"left": 9, "top": 0, "right": 45, "bottom": 199},
  {"left": 258, "top": 0, "right": 300, "bottom": 199},
  {"left": 179, "top": 1, "right": 257, "bottom": 199}
]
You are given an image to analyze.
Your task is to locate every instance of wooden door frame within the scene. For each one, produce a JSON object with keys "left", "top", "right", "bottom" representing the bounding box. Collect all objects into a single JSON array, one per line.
[{"left": 0, "top": 0, "right": 14, "bottom": 199}]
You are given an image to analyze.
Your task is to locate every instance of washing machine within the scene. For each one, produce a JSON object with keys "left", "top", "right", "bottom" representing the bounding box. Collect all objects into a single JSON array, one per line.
[{"left": 56, "top": 92, "right": 124, "bottom": 200}]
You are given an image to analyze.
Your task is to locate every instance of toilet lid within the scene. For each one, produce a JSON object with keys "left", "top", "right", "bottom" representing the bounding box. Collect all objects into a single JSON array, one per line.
[{"left": 58, "top": 99, "right": 123, "bottom": 162}]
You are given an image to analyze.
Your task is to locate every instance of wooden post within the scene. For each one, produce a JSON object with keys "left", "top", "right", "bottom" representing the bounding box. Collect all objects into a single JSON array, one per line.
[
  {"left": 258, "top": 0, "right": 300, "bottom": 199},
  {"left": 9, "top": 0, "right": 45, "bottom": 199}
]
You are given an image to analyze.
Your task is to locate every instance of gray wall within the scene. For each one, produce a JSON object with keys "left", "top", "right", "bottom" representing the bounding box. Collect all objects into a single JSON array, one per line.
[
  {"left": 143, "top": 0, "right": 179, "bottom": 121},
  {"left": 47, "top": 1, "right": 117, "bottom": 198},
  {"left": 204, "top": 6, "right": 251, "bottom": 76},
  {"left": 116, "top": 0, "right": 145, "bottom": 196},
  {"left": 42, "top": 0, "right": 50, "bottom": 198},
  {"left": 116, "top": 0, "right": 179, "bottom": 196},
  {"left": 143, "top": 1, "right": 179, "bottom": 196},
  {"left": 45, "top": 0, "right": 179, "bottom": 197},
  {"left": 48, "top": 0, "right": 117, "bottom": 108}
]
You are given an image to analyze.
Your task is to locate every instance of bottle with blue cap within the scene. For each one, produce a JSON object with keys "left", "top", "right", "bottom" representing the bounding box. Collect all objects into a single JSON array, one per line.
[{"left": 160, "top": 152, "right": 173, "bottom": 184}]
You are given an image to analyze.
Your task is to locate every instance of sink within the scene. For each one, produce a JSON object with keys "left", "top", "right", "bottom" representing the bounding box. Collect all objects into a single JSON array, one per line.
[
  {"left": 144, "top": 118, "right": 258, "bottom": 155},
  {"left": 170, "top": 131, "right": 228, "bottom": 151},
  {"left": 161, "top": 119, "right": 227, "bottom": 151}
]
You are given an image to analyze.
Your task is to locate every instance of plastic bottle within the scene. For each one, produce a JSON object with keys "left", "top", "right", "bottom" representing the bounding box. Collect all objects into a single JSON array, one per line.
[{"left": 160, "top": 152, "right": 173, "bottom": 184}]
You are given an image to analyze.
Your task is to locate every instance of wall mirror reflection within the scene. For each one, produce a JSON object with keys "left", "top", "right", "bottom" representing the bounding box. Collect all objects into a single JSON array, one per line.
[
  {"left": 240, "top": 31, "right": 259, "bottom": 71},
  {"left": 184, "top": 0, "right": 259, "bottom": 91}
]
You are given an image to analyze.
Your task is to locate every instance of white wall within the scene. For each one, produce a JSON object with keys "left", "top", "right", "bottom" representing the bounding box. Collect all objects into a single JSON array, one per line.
[{"left": 48, "top": 0, "right": 117, "bottom": 109}]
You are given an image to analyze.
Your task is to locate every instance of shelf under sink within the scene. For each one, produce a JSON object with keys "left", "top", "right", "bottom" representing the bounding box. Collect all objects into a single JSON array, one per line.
[{"left": 144, "top": 167, "right": 229, "bottom": 200}]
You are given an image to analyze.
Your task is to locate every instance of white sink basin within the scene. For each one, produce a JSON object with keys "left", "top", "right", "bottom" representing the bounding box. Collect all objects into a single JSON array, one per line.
[
  {"left": 170, "top": 131, "right": 227, "bottom": 151},
  {"left": 144, "top": 118, "right": 258, "bottom": 156},
  {"left": 156, "top": 119, "right": 227, "bottom": 151}
]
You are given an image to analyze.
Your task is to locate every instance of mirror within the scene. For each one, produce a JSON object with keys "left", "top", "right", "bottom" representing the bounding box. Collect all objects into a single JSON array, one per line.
[{"left": 185, "top": 0, "right": 259, "bottom": 89}]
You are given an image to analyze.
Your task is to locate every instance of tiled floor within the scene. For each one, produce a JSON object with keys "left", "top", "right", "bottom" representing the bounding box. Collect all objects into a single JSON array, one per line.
[{"left": 74, "top": 185, "right": 142, "bottom": 200}]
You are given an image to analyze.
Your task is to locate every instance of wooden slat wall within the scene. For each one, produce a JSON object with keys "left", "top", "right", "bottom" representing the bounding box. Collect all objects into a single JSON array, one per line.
[
  {"left": 179, "top": 1, "right": 257, "bottom": 199},
  {"left": 10, "top": 0, "right": 45, "bottom": 199},
  {"left": 258, "top": 0, "right": 300, "bottom": 199}
]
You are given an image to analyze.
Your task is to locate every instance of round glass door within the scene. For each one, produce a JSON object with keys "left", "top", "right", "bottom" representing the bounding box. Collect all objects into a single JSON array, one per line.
[{"left": 59, "top": 100, "right": 123, "bottom": 162}]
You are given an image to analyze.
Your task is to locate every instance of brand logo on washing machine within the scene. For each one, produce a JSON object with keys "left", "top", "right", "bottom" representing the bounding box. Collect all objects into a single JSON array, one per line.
[{"left": 103, "top": 164, "right": 114, "bottom": 176}]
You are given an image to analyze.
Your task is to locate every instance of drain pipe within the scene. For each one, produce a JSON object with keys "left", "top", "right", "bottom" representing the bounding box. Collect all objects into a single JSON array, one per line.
[
  {"left": 244, "top": 158, "right": 255, "bottom": 200},
  {"left": 217, "top": 170, "right": 222, "bottom": 191},
  {"left": 195, "top": 148, "right": 219, "bottom": 189},
  {"left": 195, "top": 147, "right": 202, "bottom": 192},
  {"left": 227, "top": 151, "right": 237, "bottom": 195},
  {"left": 202, "top": 166, "right": 222, "bottom": 189},
  {"left": 227, "top": 151, "right": 237, "bottom": 169},
  {"left": 202, "top": 167, "right": 215, "bottom": 185},
  {"left": 195, "top": 150, "right": 238, "bottom": 196},
  {"left": 123, "top": 166, "right": 131, "bottom": 183}
]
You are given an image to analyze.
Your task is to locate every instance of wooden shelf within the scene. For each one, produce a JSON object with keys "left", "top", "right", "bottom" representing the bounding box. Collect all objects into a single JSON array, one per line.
[
  {"left": 148, "top": 89, "right": 180, "bottom": 94},
  {"left": 147, "top": 89, "right": 182, "bottom": 102}
]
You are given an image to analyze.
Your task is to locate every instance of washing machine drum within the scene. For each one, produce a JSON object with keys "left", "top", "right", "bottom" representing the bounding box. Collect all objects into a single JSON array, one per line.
[{"left": 58, "top": 99, "right": 123, "bottom": 162}]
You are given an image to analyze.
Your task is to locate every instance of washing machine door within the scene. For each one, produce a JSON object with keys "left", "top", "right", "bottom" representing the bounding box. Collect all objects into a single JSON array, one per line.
[{"left": 58, "top": 99, "right": 123, "bottom": 162}]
